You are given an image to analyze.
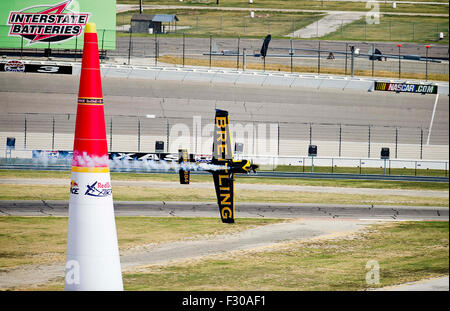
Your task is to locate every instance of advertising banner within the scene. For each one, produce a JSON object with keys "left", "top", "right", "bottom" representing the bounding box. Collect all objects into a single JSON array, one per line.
[
  {"left": 0, "top": 0, "right": 116, "bottom": 50},
  {"left": 374, "top": 82, "right": 438, "bottom": 94},
  {"left": 0, "top": 60, "right": 72, "bottom": 74}
]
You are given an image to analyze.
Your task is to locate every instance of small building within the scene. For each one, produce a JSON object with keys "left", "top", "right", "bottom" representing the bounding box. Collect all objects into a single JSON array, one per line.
[{"left": 130, "top": 14, "right": 179, "bottom": 34}]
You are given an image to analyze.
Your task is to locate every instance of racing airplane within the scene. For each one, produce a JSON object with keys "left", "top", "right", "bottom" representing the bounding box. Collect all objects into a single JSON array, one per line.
[{"left": 178, "top": 109, "right": 258, "bottom": 224}]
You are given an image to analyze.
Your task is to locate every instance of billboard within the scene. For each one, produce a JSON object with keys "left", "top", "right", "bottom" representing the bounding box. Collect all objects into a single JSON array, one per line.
[
  {"left": 374, "top": 82, "right": 438, "bottom": 94},
  {"left": 0, "top": 0, "right": 116, "bottom": 50}
]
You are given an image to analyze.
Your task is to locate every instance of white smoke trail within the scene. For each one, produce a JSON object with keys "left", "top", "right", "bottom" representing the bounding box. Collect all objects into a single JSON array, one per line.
[
  {"left": 108, "top": 157, "right": 227, "bottom": 172},
  {"left": 32, "top": 152, "right": 228, "bottom": 172}
]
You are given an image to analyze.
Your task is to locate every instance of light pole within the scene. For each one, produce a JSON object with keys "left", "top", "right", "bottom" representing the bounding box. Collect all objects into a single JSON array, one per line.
[
  {"left": 397, "top": 43, "right": 402, "bottom": 79},
  {"left": 425, "top": 45, "right": 430, "bottom": 81}
]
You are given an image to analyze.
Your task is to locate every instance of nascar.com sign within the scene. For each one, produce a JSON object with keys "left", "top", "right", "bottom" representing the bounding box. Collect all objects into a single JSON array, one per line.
[
  {"left": 374, "top": 82, "right": 438, "bottom": 94},
  {"left": 1, "top": 0, "right": 116, "bottom": 50}
]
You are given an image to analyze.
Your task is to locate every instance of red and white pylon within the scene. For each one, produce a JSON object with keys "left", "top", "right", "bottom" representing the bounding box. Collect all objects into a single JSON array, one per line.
[{"left": 65, "top": 22, "right": 123, "bottom": 291}]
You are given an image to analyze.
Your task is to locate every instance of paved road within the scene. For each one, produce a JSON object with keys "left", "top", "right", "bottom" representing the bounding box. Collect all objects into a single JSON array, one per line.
[
  {"left": 0, "top": 73, "right": 448, "bottom": 145},
  {"left": 375, "top": 276, "right": 449, "bottom": 291},
  {"left": 0, "top": 200, "right": 447, "bottom": 220}
]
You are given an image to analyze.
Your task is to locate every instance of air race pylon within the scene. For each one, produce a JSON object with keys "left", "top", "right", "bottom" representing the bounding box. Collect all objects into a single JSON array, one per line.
[{"left": 65, "top": 23, "right": 123, "bottom": 291}]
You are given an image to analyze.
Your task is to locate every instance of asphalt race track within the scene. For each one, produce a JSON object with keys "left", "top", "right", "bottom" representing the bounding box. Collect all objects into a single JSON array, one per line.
[
  {"left": 0, "top": 72, "right": 448, "bottom": 145},
  {"left": 0, "top": 200, "right": 447, "bottom": 221}
]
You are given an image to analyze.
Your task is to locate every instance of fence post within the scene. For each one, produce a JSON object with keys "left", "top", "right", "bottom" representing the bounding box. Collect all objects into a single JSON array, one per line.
[
  {"left": 74, "top": 35, "right": 77, "bottom": 62},
  {"left": 101, "top": 29, "right": 105, "bottom": 63},
  {"left": 166, "top": 120, "right": 170, "bottom": 153},
  {"left": 318, "top": 41, "right": 321, "bottom": 75},
  {"left": 209, "top": 35, "right": 212, "bottom": 69},
  {"left": 290, "top": 39, "right": 293, "bottom": 73},
  {"left": 395, "top": 127, "right": 398, "bottom": 158},
  {"left": 182, "top": 33, "right": 185, "bottom": 67},
  {"left": 371, "top": 43, "right": 375, "bottom": 77},
  {"left": 345, "top": 43, "right": 348, "bottom": 75},
  {"left": 237, "top": 36, "right": 240, "bottom": 70},
  {"left": 154, "top": 32, "right": 158, "bottom": 66},
  {"left": 420, "top": 128, "right": 423, "bottom": 159},
  {"left": 128, "top": 28, "right": 132, "bottom": 65},
  {"left": 277, "top": 122, "right": 280, "bottom": 156},
  {"left": 368, "top": 125, "right": 371, "bottom": 158},
  {"left": 24, "top": 115, "right": 27, "bottom": 150},
  {"left": 309, "top": 123, "right": 312, "bottom": 145},
  {"left": 20, "top": 36, "right": 23, "bottom": 60},
  {"left": 338, "top": 124, "right": 342, "bottom": 157},
  {"left": 138, "top": 118, "right": 141, "bottom": 152},
  {"left": 52, "top": 116, "right": 55, "bottom": 150}
]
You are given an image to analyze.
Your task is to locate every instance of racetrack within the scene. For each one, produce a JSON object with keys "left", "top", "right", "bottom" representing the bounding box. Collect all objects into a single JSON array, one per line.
[
  {"left": 0, "top": 72, "right": 447, "bottom": 144},
  {"left": 0, "top": 200, "right": 447, "bottom": 220}
]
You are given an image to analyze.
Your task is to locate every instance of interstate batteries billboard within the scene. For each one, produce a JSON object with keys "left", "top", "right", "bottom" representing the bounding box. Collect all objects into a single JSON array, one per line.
[{"left": 1, "top": 0, "right": 116, "bottom": 50}]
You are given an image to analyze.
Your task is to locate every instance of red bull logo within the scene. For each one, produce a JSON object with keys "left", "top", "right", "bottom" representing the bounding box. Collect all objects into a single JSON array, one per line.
[{"left": 70, "top": 180, "right": 79, "bottom": 194}]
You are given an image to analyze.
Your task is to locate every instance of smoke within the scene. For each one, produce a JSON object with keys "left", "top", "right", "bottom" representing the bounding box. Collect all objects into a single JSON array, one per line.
[
  {"left": 31, "top": 151, "right": 228, "bottom": 173},
  {"left": 72, "top": 151, "right": 109, "bottom": 167},
  {"left": 109, "top": 156, "right": 227, "bottom": 172}
]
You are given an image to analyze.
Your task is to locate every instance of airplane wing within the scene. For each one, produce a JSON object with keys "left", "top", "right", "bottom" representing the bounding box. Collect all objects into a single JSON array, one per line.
[
  {"left": 212, "top": 171, "right": 235, "bottom": 223},
  {"left": 212, "top": 109, "right": 233, "bottom": 162}
]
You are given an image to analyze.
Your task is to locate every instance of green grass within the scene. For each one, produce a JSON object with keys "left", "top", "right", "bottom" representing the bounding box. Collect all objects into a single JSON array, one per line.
[
  {"left": 118, "top": 9, "right": 324, "bottom": 37},
  {"left": 117, "top": 7, "right": 448, "bottom": 42},
  {"left": 0, "top": 216, "right": 282, "bottom": 270},
  {"left": 27, "top": 220, "right": 449, "bottom": 291},
  {"left": 321, "top": 15, "right": 449, "bottom": 44},
  {"left": 0, "top": 183, "right": 447, "bottom": 207},
  {"left": 118, "top": 221, "right": 450, "bottom": 291},
  {"left": 116, "top": 0, "right": 449, "bottom": 15}
]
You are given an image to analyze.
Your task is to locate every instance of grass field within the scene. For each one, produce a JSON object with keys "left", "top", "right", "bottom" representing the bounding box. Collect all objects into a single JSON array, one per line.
[
  {"left": 1, "top": 169, "right": 448, "bottom": 191},
  {"left": 117, "top": 8, "right": 448, "bottom": 43},
  {"left": 1, "top": 183, "right": 448, "bottom": 207},
  {"left": 321, "top": 15, "right": 449, "bottom": 44},
  {"left": 15, "top": 220, "right": 449, "bottom": 291},
  {"left": 0, "top": 217, "right": 283, "bottom": 270},
  {"left": 117, "top": 9, "right": 324, "bottom": 37},
  {"left": 116, "top": 0, "right": 449, "bottom": 15}
]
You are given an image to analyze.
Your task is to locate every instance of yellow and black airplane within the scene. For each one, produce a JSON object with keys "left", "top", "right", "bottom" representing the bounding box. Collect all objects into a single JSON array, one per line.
[{"left": 178, "top": 109, "right": 258, "bottom": 223}]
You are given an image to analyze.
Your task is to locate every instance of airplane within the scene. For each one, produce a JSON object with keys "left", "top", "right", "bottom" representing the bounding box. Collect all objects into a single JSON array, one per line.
[{"left": 178, "top": 109, "right": 258, "bottom": 224}]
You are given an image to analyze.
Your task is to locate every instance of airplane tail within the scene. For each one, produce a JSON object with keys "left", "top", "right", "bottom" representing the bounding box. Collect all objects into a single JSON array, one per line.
[{"left": 178, "top": 149, "right": 190, "bottom": 184}]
